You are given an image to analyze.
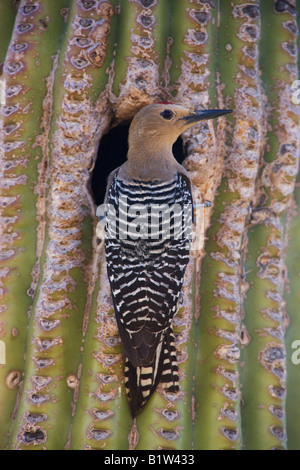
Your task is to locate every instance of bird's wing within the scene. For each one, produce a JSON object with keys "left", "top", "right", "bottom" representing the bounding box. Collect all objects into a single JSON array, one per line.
[
  {"left": 105, "top": 173, "right": 192, "bottom": 367},
  {"left": 177, "top": 170, "right": 195, "bottom": 222},
  {"left": 103, "top": 166, "right": 121, "bottom": 203}
]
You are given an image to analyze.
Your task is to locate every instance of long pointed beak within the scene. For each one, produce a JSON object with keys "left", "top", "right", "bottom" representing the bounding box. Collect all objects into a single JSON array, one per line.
[{"left": 180, "top": 109, "right": 232, "bottom": 124}]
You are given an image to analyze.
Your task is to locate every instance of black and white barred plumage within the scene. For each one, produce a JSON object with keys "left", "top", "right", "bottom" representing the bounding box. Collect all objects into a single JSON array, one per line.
[{"left": 104, "top": 172, "right": 193, "bottom": 416}]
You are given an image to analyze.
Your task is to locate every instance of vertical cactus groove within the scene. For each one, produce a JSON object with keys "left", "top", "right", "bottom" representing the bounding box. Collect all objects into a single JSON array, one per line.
[
  {"left": 194, "top": 0, "right": 263, "bottom": 449},
  {"left": 0, "top": 0, "right": 299, "bottom": 450},
  {"left": 0, "top": 0, "right": 71, "bottom": 449},
  {"left": 7, "top": 0, "right": 116, "bottom": 450},
  {"left": 241, "top": 0, "right": 299, "bottom": 450},
  {"left": 135, "top": 0, "right": 221, "bottom": 450}
]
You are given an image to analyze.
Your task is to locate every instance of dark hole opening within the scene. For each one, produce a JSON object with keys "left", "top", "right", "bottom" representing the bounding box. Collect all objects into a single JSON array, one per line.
[{"left": 91, "top": 124, "right": 186, "bottom": 206}]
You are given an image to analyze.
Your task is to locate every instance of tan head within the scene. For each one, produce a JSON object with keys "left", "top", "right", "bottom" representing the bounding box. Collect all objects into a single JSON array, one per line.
[
  {"left": 121, "top": 102, "right": 232, "bottom": 181},
  {"left": 128, "top": 102, "right": 232, "bottom": 153}
]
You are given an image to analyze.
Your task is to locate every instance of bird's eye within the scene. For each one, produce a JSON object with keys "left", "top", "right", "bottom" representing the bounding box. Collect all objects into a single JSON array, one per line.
[{"left": 160, "top": 109, "right": 174, "bottom": 120}]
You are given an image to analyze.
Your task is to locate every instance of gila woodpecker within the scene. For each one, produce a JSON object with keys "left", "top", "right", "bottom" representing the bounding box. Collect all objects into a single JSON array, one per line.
[{"left": 100, "top": 103, "right": 232, "bottom": 417}]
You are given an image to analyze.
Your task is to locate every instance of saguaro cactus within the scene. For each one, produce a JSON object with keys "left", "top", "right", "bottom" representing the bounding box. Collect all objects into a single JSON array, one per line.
[{"left": 0, "top": 0, "right": 299, "bottom": 450}]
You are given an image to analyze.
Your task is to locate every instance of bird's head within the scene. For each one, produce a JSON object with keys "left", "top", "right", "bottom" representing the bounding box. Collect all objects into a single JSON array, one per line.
[{"left": 128, "top": 102, "right": 232, "bottom": 151}]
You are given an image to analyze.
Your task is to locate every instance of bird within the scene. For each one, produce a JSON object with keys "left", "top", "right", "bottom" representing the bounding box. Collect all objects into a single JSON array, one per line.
[{"left": 100, "top": 103, "right": 232, "bottom": 417}]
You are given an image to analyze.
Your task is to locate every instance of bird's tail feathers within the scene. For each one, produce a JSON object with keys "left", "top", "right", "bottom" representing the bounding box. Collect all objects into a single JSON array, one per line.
[
  {"left": 125, "top": 328, "right": 179, "bottom": 417},
  {"left": 159, "top": 329, "right": 179, "bottom": 393}
]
